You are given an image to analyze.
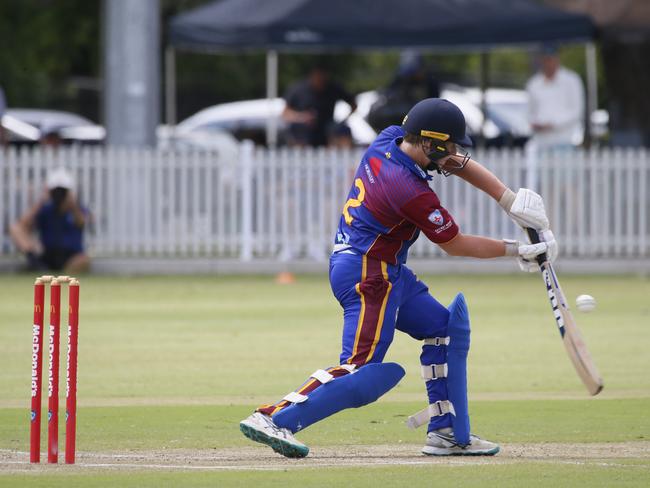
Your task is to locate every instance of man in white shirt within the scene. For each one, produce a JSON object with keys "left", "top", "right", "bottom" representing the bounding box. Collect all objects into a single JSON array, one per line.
[
  {"left": 526, "top": 45, "right": 585, "bottom": 149},
  {"left": 525, "top": 46, "right": 585, "bottom": 189}
]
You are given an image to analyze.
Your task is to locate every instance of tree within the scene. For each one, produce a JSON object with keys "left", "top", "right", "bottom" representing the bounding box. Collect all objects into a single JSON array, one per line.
[{"left": 0, "top": 0, "right": 100, "bottom": 119}]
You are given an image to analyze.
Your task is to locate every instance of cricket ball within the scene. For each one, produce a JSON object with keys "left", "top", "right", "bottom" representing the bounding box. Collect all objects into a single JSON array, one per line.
[{"left": 576, "top": 294, "right": 596, "bottom": 313}]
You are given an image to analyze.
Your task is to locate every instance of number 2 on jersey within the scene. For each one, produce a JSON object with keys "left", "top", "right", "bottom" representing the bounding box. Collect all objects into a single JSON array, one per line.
[{"left": 343, "top": 178, "right": 366, "bottom": 225}]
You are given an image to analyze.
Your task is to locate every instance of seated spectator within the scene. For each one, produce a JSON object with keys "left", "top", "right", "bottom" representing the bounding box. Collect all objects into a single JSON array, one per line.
[
  {"left": 40, "top": 129, "right": 63, "bottom": 147},
  {"left": 282, "top": 65, "right": 357, "bottom": 147},
  {"left": 327, "top": 123, "right": 354, "bottom": 149},
  {"left": 10, "top": 168, "right": 90, "bottom": 274}
]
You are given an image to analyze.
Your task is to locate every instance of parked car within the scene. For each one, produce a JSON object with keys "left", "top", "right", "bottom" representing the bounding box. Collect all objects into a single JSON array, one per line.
[
  {"left": 169, "top": 95, "right": 377, "bottom": 148},
  {"left": 1, "top": 109, "right": 105, "bottom": 145},
  {"left": 168, "top": 98, "right": 286, "bottom": 148},
  {"left": 169, "top": 86, "right": 607, "bottom": 150},
  {"left": 443, "top": 85, "right": 531, "bottom": 146}
]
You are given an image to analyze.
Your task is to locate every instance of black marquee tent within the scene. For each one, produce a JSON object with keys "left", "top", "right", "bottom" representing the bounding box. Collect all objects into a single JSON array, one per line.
[
  {"left": 166, "top": 0, "right": 596, "bottom": 142},
  {"left": 169, "top": 0, "right": 594, "bottom": 50}
]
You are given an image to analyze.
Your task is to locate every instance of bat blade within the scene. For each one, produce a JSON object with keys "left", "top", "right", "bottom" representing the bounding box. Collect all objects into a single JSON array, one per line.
[
  {"left": 526, "top": 228, "right": 603, "bottom": 396},
  {"left": 545, "top": 262, "right": 604, "bottom": 395}
]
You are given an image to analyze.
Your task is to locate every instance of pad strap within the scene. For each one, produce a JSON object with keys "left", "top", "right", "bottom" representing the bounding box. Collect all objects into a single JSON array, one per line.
[
  {"left": 421, "top": 363, "right": 448, "bottom": 380},
  {"left": 423, "top": 337, "right": 450, "bottom": 346},
  {"left": 406, "top": 400, "right": 456, "bottom": 430},
  {"left": 273, "top": 362, "right": 406, "bottom": 434},
  {"left": 281, "top": 365, "right": 357, "bottom": 407},
  {"left": 338, "top": 364, "right": 357, "bottom": 373},
  {"left": 310, "top": 369, "right": 334, "bottom": 384},
  {"left": 283, "top": 391, "right": 308, "bottom": 404}
]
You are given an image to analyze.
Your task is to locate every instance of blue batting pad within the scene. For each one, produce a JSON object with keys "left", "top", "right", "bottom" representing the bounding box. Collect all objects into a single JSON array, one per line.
[
  {"left": 273, "top": 362, "right": 405, "bottom": 433},
  {"left": 421, "top": 334, "right": 451, "bottom": 432},
  {"left": 446, "top": 293, "right": 471, "bottom": 446}
]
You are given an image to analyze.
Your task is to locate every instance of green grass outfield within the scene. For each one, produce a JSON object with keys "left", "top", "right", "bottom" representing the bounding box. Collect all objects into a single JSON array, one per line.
[{"left": 1, "top": 273, "right": 649, "bottom": 486}]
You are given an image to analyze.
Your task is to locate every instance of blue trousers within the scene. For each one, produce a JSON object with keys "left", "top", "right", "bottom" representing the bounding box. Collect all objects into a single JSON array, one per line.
[
  {"left": 260, "top": 252, "right": 452, "bottom": 431},
  {"left": 330, "top": 252, "right": 452, "bottom": 430}
]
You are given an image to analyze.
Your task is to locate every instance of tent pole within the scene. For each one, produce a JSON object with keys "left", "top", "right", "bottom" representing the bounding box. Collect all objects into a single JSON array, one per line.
[
  {"left": 165, "top": 45, "right": 177, "bottom": 126},
  {"left": 266, "top": 49, "right": 279, "bottom": 147},
  {"left": 479, "top": 51, "right": 489, "bottom": 147},
  {"left": 585, "top": 41, "right": 598, "bottom": 147}
]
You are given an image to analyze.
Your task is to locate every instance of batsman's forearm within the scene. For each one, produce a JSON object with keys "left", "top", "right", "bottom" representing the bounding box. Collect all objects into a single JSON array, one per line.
[
  {"left": 455, "top": 159, "right": 509, "bottom": 201},
  {"left": 439, "top": 233, "right": 506, "bottom": 258}
]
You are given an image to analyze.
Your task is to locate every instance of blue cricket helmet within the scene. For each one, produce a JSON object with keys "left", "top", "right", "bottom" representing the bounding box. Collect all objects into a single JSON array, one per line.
[{"left": 402, "top": 98, "right": 473, "bottom": 147}]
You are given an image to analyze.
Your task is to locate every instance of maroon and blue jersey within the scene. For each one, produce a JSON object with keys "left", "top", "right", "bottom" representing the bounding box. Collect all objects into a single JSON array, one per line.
[
  {"left": 259, "top": 125, "right": 463, "bottom": 428},
  {"left": 334, "top": 125, "right": 459, "bottom": 265}
]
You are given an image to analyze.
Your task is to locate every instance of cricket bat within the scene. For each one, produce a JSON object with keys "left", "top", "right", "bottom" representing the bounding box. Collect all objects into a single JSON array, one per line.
[{"left": 526, "top": 228, "right": 604, "bottom": 396}]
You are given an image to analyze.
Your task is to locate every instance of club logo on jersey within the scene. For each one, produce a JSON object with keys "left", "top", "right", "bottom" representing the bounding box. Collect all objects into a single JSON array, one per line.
[{"left": 428, "top": 209, "right": 444, "bottom": 226}]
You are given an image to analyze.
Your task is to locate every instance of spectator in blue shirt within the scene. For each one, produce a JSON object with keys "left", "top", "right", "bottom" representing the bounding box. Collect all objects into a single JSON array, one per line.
[{"left": 10, "top": 167, "right": 90, "bottom": 273}]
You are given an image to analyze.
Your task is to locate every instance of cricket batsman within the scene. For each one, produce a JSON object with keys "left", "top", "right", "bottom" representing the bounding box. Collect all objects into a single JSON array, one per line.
[{"left": 240, "top": 98, "right": 557, "bottom": 458}]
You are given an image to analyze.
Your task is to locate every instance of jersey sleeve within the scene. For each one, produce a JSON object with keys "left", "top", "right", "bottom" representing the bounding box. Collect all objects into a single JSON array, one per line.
[{"left": 398, "top": 192, "right": 459, "bottom": 244}]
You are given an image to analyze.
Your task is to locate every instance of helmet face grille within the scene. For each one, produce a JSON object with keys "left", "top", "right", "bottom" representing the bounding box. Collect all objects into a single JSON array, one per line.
[
  {"left": 439, "top": 151, "right": 471, "bottom": 177},
  {"left": 422, "top": 137, "right": 471, "bottom": 178}
]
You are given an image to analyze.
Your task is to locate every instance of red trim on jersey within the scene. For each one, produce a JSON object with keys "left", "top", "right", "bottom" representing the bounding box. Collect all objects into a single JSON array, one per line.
[
  {"left": 346, "top": 257, "right": 392, "bottom": 366},
  {"left": 366, "top": 219, "right": 419, "bottom": 264},
  {"left": 369, "top": 156, "right": 382, "bottom": 176}
]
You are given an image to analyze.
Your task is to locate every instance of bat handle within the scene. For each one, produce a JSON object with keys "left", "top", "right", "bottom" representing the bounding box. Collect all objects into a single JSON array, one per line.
[{"left": 525, "top": 227, "right": 547, "bottom": 266}]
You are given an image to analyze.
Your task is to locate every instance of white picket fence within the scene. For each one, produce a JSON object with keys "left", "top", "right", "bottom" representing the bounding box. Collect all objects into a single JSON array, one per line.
[{"left": 1, "top": 144, "right": 649, "bottom": 261}]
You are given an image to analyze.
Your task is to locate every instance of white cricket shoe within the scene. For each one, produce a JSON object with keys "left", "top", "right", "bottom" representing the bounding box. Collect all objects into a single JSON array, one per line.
[
  {"left": 422, "top": 428, "right": 500, "bottom": 456},
  {"left": 240, "top": 412, "right": 309, "bottom": 458}
]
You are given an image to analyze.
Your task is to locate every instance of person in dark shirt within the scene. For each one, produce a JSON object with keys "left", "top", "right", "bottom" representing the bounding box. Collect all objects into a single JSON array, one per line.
[
  {"left": 368, "top": 51, "right": 441, "bottom": 132},
  {"left": 282, "top": 65, "right": 357, "bottom": 147},
  {"left": 389, "top": 51, "right": 440, "bottom": 101},
  {"left": 10, "top": 167, "right": 90, "bottom": 273},
  {"left": 327, "top": 122, "right": 354, "bottom": 149}
]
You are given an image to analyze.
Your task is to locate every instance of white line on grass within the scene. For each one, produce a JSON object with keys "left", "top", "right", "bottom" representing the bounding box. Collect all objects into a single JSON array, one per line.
[{"left": 3, "top": 459, "right": 649, "bottom": 473}]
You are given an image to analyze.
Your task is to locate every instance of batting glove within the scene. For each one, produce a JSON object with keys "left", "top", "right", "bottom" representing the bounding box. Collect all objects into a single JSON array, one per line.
[
  {"left": 499, "top": 188, "right": 550, "bottom": 231},
  {"left": 504, "top": 230, "right": 558, "bottom": 273}
]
